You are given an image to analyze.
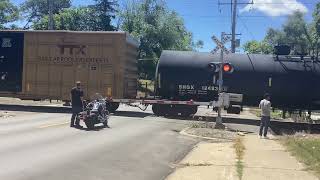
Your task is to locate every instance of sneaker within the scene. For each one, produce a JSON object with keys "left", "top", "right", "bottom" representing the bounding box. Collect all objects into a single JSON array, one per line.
[
  {"left": 264, "top": 136, "right": 269, "bottom": 139},
  {"left": 259, "top": 136, "right": 263, "bottom": 139},
  {"left": 70, "top": 124, "right": 75, "bottom": 128}
]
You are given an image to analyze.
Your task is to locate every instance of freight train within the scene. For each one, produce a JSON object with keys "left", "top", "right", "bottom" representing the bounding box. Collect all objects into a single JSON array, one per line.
[
  {"left": 154, "top": 50, "right": 320, "bottom": 115},
  {"left": 1, "top": 30, "right": 320, "bottom": 117},
  {"left": 0, "top": 30, "right": 139, "bottom": 113}
]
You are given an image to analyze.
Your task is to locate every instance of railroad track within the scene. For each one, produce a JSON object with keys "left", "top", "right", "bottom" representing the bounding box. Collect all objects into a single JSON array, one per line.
[{"left": 0, "top": 103, "right": 319, "bottom": 134}]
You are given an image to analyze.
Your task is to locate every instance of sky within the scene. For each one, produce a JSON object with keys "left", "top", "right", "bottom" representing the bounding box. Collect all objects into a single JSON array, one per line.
[{"left": 11, "top": 0, "right": 319, "bottom": 52}]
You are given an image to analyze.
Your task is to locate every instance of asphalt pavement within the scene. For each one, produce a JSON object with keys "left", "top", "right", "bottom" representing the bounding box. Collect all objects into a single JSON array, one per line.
[{"left": 0, "top": 111, "right": 198, "bottom": 180}]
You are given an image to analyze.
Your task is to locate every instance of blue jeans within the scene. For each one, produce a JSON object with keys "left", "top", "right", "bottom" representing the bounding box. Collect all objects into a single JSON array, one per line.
[{"left": 259, "top": 116, "right": 270, "bottom": 137}]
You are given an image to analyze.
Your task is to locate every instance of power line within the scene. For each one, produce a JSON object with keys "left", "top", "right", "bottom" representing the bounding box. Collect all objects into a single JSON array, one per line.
[
  {"left": 218, "top": 0, "right": 254, "bottom": 53},
  {"left": 238, "top": 16, "right": 256, "bottom": 40}
]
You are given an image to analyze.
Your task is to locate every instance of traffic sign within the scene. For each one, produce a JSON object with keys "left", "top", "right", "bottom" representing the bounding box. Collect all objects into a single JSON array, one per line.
[{"left": 210, "top": 35, "right": 231, "bottom": 55}]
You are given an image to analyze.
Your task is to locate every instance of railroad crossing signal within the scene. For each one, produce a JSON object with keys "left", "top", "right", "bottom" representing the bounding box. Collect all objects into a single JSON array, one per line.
[
  {"left": 209, "top": 32, "right": 232, "bottom": 128},
  {"left": 208, "top": 62, "right": 234, "bottom": 73},
  {"left": 210, "top": 35, "right": 231, "bottom": 55}
]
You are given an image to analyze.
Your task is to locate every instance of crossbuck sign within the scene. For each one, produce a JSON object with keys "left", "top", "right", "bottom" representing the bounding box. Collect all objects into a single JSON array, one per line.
[{"left": 210, "top": 35, "right": 231, "bottom": 55}]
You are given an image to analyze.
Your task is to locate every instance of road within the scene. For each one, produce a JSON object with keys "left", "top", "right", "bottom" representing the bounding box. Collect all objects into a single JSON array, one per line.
[{"left": 0, "top": 111, "right": 198, "bottom": 180}]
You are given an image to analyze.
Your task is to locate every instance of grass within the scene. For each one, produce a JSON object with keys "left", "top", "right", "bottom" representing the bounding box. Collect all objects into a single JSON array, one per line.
[
  {"left": 189, "top": 121, "right": 214, "bottom": 129},
  {"left": 282, "top": 136, "right": 320, "bottom": 177},
  {"left": 249, "top": 108, "right": 283, "bottom": 119},
  {"left": 233, "top": 137, "right": 246, "bottom": 180},
  {"left": 249, "top": 108, "right": 318, "bottom": 123},
  {"left": 138, "top": 79, "right": 154, "bottom": 92},
  {"left": 182, "top": 162, "right": 212, "bottom": 167},
  {"left": 137, "top": 79, "right": 155, "bottom": 98}
]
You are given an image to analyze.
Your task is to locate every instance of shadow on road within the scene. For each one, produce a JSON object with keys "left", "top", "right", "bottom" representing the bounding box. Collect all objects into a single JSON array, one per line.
[
  {"left": 76, "top": 125, "right": 107, "bottom": 131},
  {"left": 112, "top": 111, "right": 152, "bottom": 118}
]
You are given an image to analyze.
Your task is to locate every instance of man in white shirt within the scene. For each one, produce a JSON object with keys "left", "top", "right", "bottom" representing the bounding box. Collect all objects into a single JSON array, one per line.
[{"left": 259, "top": 93, "right": 271, "bottom": 138}]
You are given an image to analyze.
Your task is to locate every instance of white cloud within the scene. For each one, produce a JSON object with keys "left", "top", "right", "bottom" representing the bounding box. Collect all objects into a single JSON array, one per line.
[{"left": 240, "top": 0, "right": 308, "bottom": 17}]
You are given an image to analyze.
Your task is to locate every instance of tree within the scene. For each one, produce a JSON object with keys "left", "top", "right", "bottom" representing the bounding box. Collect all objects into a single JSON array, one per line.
[
  {"left": 243, "top": 40, "right": 261, "bottom": 54},
  {"left": 0, "top": 0, "right": 19, "bottom": 29},
  {"left": 282, "top": 11, "right": 310, "bottom": 55},
  {"left": 91, "top": 0, "right": 118, "bottom": 31},
  {"left": 33, "top": 0, "right": 118, "bottom": 31},
  {"left": 244, "top": 11, "right": 314, "bottom": 56},
  {"left": 311, "top": 3, "right": 320, "bottom": 58},
  {"left": 33, "top": 7, "right": 98, "bottom": 31},
  {"left": 193, "top": 40, "right": 204, "bottom": 50},
  {"left": 264, "top": 28, "right": 286, "bottom": 46},
  {"left": 21, "top": 0, "right": 71, "bottom": 28},
  {"left": 120, "top": 0, "right": 194, "bottom": 79},
  {"left": 243, "top": 40, "right": 273, "bottom": 54}
]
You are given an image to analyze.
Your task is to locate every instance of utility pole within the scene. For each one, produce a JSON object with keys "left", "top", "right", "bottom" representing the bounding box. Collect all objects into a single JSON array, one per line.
[
  {"left": 218, "top": 0, "right": 253, "bottom": 53},
  {"left": 48, "top": 0, "right": 54, "bottom": 30},
  {"left": 231, "top": 0, "right": 237, "bottom": 53}
]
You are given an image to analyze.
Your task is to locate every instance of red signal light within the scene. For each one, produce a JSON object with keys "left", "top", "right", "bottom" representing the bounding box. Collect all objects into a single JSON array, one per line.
[
  {"left": 223, "top": 64, "right": 231, "bottom": 72},
  {"left": 222, "top": 63, "right": 234, "bottom": 73}
]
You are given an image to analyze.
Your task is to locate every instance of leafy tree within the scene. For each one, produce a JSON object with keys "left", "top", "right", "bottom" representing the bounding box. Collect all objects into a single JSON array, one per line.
[
  {"left": 282, "top": 11, "right": 310, "bottom": 55},
  {"left": 0, "top": 0, "right": 19, "bottom": 29},
  {"left": 120, "top": 0, "right": 194, "bottom": 79},
  {"left": 193, "top": 40, "right": 204, "bottom": 50},
  {"left": 243, "top": 40, "right": 273, "bottom": 54},
  {"left": 259, "top": 41, "right": 273, "bottom": 54},
  {"left": 243, "top": 40, "right": 261, "bottom": 54},
  {"left": 33, "top": 7, "right": 97, "bottom": 31},
  {"left": 311, "top": 3, "right": 320, "bottom": 58},
  {"left": 91, "top": 0, "right": 118, "bottom": 31},
  {"left": 21, "top": 0, "right": 71, "bottom": 28},
  {"left": 264, "top": 28, "right": 286, "bottom": 46},
  {"left": 244, "top": 11, "right": 313, "bottom": 56},
  {"left": 33, "top": 0, "right": 118, "bottom": 31}
]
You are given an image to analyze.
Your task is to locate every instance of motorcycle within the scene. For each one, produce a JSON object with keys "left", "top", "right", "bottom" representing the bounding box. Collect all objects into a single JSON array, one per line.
[{"left": 78, "top": 94, "right": 110, "bottom": 130}]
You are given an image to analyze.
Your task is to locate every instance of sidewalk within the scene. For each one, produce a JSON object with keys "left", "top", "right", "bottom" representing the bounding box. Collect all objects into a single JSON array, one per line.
[
  {"left": 166, "top": 142, "right": 238, "bottom": 180},
  {"left": 167, "top": 134, "right": 319, "bottom": 180},
  {"left": 242, "top": 135, "right": 318, "bottom": 180}
]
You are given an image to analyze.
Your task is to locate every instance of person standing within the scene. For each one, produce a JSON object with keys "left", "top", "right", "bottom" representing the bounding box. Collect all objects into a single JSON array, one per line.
[
  {"left": 259, "top": 93, "right": 271, "bottom": 138},
  {"left": 70, "top": 81, "right": 84, "bottom": 128}
]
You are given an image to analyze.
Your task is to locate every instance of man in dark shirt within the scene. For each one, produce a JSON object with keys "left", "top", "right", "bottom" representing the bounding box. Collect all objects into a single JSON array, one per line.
[{"left": 70, "top": 81, "right": 84, "bottom": 128}]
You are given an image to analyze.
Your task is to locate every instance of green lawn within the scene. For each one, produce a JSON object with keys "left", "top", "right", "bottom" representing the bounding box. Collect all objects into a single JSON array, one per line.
[
  {"left": 249, "top": 108, "right": 283, "bottom": 119},
  {"left": 138, "top": 79, "right": 154, "bottom": 92},
  {"left": 282, "top": 137, "right": 320, "bottom": 177}
]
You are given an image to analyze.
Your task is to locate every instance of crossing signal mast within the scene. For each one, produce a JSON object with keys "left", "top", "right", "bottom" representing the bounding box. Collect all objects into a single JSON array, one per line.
[{"left": 210, "top": 33, "right": 235, "bottom": 128}]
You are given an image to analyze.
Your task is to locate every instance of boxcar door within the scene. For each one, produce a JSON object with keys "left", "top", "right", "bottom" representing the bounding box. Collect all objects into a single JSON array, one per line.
[{"left": 0, "top": 32, "right": 24, "bottom": 92}]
